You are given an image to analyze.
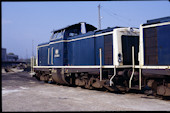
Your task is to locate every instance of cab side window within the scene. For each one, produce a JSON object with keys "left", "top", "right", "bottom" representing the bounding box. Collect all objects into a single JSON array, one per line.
[{"left": 65, "top": 29, "right": 80, "bottom": 38}]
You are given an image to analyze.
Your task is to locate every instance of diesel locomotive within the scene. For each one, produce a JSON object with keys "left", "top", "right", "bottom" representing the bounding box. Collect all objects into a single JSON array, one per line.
[
  {"left": 33, "top": 16, "right": 170, "bottom": 97},
  {"left": 139, "top": 16, "right": 170, "bottom": 96}
]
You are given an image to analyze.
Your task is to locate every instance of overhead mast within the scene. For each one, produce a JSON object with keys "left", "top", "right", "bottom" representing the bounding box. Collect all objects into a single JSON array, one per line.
[{"left": 98, "top": 4, "right": 101, "bottom": 30}]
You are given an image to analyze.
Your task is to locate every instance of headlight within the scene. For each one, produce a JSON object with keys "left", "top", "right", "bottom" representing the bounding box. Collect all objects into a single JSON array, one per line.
[
  {"left": 128, "top": 27, "right": 134, "bottom": 32},
  {"left": 118, "top": 53, "right": 122, "bottom": 63}
]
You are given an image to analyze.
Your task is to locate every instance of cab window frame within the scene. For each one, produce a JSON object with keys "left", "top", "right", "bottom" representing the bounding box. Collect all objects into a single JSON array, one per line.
[{"left": 50, "top": 29, "right": 65, "bottom": 41}]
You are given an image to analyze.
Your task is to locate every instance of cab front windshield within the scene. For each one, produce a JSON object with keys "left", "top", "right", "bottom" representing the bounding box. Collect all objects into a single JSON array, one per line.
[{"left": 50, "top": 30, "right": 65, "bottom": 40}]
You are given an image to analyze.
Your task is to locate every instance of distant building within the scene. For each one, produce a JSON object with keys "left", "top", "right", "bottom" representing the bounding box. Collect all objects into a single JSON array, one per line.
[
  {"left": 1, "top": 48, "right": 27, "bottom": 67},
  {"left": 6, "top": 54, "right": 18, "bottom": 61},
  {"left": 1, "top": 48, "right": 18, "bottom": 61},
  {"left": 2, "top": 48, "right": 7, "bottom": 61}
]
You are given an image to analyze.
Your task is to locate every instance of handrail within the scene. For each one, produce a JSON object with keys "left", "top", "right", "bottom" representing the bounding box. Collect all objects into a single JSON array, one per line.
[
  {"left": 31, "top": 56, "right": 34, "bottom": 73},
  {"left": 31, "top": 56, "right": 32, "bottom": 73},
  {"left": 110, "top": 66, "right": 116, "bottom": 86},
  {"left": 48, "top": 48, "right": 50, "bottom": 65},
  {"left": 99, "top": 48, "right": 102, "bottom": 81},
  {"left": 139, "top": 68, "right": 141, "bottom": 90},
  {"left": 51, "top": 47, "right": 54, "bottom": 65},
  {"left": 129, "top": 46, "right": 135, "bottom": 88}
]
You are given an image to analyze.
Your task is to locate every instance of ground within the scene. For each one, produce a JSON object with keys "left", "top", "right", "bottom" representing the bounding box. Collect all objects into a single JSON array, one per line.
[{"left": 2, "top": 71, "right": 170, "bottom": 111}]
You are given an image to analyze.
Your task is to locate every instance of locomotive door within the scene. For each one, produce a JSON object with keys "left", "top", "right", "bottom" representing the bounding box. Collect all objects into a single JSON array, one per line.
[
  {"left": 121, "top": 35, "right": 139, "bottom": 65},
  {"left": 94, "top": 34, "right": 113, "bottom": 65},
  {"left": 104, "top": 34, "right": 113, "bottom": 65},
  {"left": 49, "top": 43, "right": 64, "bottom": 66},
  {"left": 47, "top": 46, "right": 53, "bottom": 66}
]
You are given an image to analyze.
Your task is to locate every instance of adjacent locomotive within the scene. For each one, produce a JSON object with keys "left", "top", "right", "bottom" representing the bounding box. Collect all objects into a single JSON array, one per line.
[
  {"left": 34, "top": 22, "right": 140, "bottom": 92},
  {"left": 33, "top": 16, "right": 170, "bottom": 97},
  {"left": 139, "top": 16, "right": 170, "bottom": 96}
]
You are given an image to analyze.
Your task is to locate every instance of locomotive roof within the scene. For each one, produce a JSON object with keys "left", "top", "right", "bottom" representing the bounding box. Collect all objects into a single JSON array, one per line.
[
  {"left": 52, "top": 22, "right": 97, "bottom": 33},
  {"left": 95, "top": 26, "right": 121, "bottom": 34},
  {"left": 38, "top": 25, "right": 132, "bottom": 47},
  {"left": 142, "top": 16, "right": 170, "bottom": 26}
]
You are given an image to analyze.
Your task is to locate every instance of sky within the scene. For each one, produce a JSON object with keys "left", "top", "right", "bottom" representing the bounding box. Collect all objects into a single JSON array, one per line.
[{"left": 2, "top": 1, "right": 170, "bottom": 59}]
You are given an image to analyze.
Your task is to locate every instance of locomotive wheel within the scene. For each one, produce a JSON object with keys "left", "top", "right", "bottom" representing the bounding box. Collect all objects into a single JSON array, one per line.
[{"left": 84, "top": 77, "right": 94, "bottom": 89}]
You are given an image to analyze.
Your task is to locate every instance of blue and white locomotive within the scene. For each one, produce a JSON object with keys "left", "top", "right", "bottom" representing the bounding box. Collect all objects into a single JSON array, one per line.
[
  {"left": 34, "top": 22, "right": 140, "bottom": 92},
  {"left": 139, "top": 16, "right": 170, "bottom": 96},
  {"left": 33, "top": 17, "right": 170, "bottom": 96}
]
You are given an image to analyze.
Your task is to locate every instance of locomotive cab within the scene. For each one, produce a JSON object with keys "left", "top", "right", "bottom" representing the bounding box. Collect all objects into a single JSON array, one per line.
[
  {"left": 37, "top": 22, "right": 97, "bottom": 66},
  {"left": 113, "top": 27, "right": 139, "bottom": 66}
]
